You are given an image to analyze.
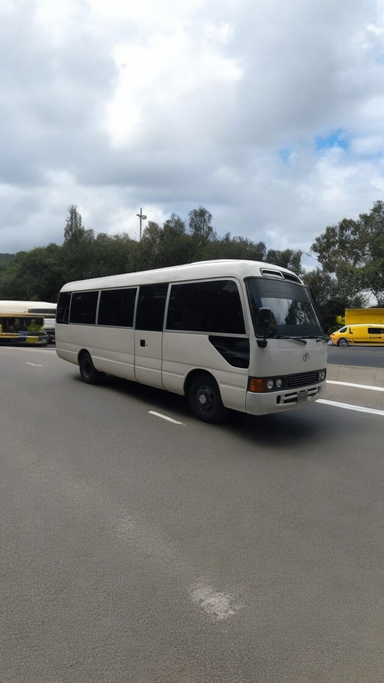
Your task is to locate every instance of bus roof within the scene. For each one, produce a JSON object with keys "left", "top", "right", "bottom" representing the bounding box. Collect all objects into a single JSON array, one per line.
[
  {"left": 0, "top": 300, "right": 56, "bottom": 315},
  {"left": 60, "top": 259, "right": 304, "bottom": 292},
  {"left": 0, "top": 312, "right": 45, "bottom": 319}
]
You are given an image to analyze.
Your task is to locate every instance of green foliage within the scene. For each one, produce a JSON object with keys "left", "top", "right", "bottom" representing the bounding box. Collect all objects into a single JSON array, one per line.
[
  {"left": 187, "top": 206, "right": 216, "bottom": 246},
  {"left": 200, "top": 233, "right": 266, "bottom": 262},
  {"left": 0, "top": 253, "right": 16, "bottom": 274},
  {"left": 4, "top": 199, "right": 384, "bottom": 323},
  {"left": 311, "top": 200, "right": 384, "bottom": 305},
  {"left": 0, "top": 245, "right": 64, "bottom": 301},
  {"left": 357, "top": 201, "right": 384, "bottom": 304},
  {"left": 265, "top": 249, "right": 303, "bottom": 276},
  {"left": 302, "top": 268, "right": 368, "bottom": 332},
  {"left": 127, "top": 222, "right": 166, "bottom": 272},
  {"left": 127, "top": 218, "right": 195, "bottom": 272},
  {"left": 127, "top": 210, "right": 272, "bottom": 272},
  {"left": 0, "top": 203, "right": 305, "bottom": 301},
  {"left": 91, "top": 232, "right": 135, "bottom": 277},
  {"left": 64, "top": 205, "right": 94, "bottom": 245},
  {"left": 62, "top": 205, "right": 96, "bottom": 282}
]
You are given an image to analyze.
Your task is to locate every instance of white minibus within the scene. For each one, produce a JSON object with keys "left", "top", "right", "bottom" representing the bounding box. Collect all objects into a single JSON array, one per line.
[{"left": 55, "top": 260, "right": 328, "bottom": 422}]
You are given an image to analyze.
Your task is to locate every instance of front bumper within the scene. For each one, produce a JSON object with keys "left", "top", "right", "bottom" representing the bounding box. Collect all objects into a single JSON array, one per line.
[{"left": 246, "top": 381, "right": 325, "bottom": 416}]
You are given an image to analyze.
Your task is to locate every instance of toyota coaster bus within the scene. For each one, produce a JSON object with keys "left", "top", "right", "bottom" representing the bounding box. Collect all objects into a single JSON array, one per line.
[{"left": 55, "top": 259, "right": 328, "bottom": 423}]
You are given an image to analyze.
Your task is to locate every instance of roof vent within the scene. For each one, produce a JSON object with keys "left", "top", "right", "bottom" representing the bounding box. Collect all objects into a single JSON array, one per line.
[
  {"left": 282, "top": 272, "right": 301, "bottom": 283},
  {"left": 260, "top": 269, "right": 284, "bottom": 279}
]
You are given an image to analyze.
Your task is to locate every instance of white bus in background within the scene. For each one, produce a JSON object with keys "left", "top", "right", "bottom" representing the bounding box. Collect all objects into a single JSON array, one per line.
[
  {"left": 0, "top": 300, "right": 57, "bottom": 346},
  {"left": 0, "top": 300, "right": 57, "bottom": 344},
  {"left": 0, "top": 300, "right": 56, "bottom": 316},
  {"left": 55, "top": 260, "right": 328, "bottom": 423}
]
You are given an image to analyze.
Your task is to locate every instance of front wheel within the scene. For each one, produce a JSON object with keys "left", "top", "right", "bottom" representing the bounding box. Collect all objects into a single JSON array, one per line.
[
  {"left": 338, "top": 338, "right": 349, "bottom": 347},
  {"left": 79, "top": 352, "right": 105, "bottom": 384},
  {"left": 188, "top": 373, "right": 230, "bottom": 423}
]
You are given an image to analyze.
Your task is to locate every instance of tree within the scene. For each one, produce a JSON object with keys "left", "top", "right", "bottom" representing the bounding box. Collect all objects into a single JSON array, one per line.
[
  {"left": 0, "top": 245, "right": 65, "bottom": 301},
  {"left": 188, "top": 206, "right": 216, "bottom": 249},
  {"left": 128, "top": 214, "right": 195, "bottom": 271},
  {"left": 0, "top": 253, "right": 15, "bottom": 274},
  {"left": 128, "top": 222, "right": 164, "bottom": 272},
  {"left": 161, "top": 215, "right": 194, "bottom": 266},
  {"left": 91, "top": 232, "right": 135, "bottom": 277},
  {"left": 163, "top": 213, "right": 187, "bottom": 236},
  {"left": 265, "top": 249, "right": 303, "bottom": 276},
  {"left": 357, "top": 201, "right": 384, "bottom": 304},
  {"left": 64, "top": 205, "right": 94, "bottom": 245},
  {"left": 201, "top": 233, "right": 267, "bottom": 261},
  {"left": 62, "top": 205, "right": 95, "bottom": 281},
  {"left": 311, "top": 201, "right": 384, "bottom": 304},
  {"left": 302, "top": 268, "right": 367, "bottom": 332}
]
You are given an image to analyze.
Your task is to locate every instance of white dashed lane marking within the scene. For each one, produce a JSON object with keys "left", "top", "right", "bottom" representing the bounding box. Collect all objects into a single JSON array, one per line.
[{"left": 149, "top": 411, "right": 184, "bottom": 424}]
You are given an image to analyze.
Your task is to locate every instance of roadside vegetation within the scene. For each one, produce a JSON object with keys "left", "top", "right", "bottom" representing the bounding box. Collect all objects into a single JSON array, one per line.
[{"left": 1, "top": 201, "right": 384, "bottom": 331}]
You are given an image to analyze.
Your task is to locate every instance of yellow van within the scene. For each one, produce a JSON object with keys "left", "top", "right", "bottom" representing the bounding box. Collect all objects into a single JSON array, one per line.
[{"left": 330, "top": 324, "right": 384, "bottom": 347}]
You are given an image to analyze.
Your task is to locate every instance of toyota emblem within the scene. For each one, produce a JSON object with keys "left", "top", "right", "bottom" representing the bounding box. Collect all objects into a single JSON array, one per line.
[{"left": 302, "top": 352, "right": 310, "bottom": 362}]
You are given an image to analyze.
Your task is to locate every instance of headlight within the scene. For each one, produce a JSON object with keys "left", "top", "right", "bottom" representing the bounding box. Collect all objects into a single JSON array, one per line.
[
  {"left": 276, "top": 378, "right": 283, "bottom": 388},
  {"left": 319, "top": 370, "right": 326, "bottom": 381},
  {"left": 266, "top": 379, "right": 274, "bottom": 390}
]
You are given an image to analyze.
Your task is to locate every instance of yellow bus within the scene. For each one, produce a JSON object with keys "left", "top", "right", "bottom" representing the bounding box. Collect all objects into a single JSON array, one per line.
[
  {"left": 0, "top": 300, "right": 56, "bottom": 345},
  {"left": 0, "top": 312, "right": 50, "bottom": 346}
]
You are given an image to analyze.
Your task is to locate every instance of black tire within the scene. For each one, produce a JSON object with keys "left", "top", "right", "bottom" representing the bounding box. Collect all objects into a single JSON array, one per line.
[
  {"left": 188, "top": 373, "right": 230, "bottom": 423},
  {"left": 337, "top": 338, "right": 349, "bottom": 347},
  {"left": 79, "top": 352, "right": 105, "bottom": 385}
]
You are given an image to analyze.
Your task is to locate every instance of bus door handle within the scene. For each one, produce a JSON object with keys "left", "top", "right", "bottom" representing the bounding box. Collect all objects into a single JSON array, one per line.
[{"left": 140, "top": 339, "right": 146, "bottom": 347}]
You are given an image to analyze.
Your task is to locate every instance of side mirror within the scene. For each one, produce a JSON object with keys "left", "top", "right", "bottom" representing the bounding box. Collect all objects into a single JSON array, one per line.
[
  {"left": 257, "top": 307, "right": 272, "bottom": 330},
  {"left": 257, "top": 307, "right": 272, "bottom": 348}
]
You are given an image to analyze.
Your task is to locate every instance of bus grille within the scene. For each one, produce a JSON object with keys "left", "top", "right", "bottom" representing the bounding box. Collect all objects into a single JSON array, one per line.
[{"left": 286, "top": 371, "right": 319, "bottom": 388}]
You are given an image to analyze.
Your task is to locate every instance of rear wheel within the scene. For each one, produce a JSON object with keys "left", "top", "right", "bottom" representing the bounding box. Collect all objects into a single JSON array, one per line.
[
  {"left": 79, "top": 352, "right": 105, "bottom": 384},
  {"left": 188, "top": 373, "right": 230, "bottom": 423},
  {"left": 337, "top": 338, "right": 349, "bottom": 347}
]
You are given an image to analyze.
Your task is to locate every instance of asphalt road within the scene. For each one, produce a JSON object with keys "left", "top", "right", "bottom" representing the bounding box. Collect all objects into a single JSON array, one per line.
[
  {"left": 328, "top": 344, "right": 384, "bottom": 367},
  {"left": 1, "top": 346, "right": 384, "bottom": 682}
]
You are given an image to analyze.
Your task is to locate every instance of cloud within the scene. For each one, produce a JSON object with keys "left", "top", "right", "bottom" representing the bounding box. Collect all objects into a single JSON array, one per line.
[{"left": 1, "top": 0, "right": 384, "bottom": 258}]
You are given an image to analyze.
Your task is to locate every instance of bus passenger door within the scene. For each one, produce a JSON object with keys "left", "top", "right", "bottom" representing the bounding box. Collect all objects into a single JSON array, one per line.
[{"left": 134, "top": 283, "right": 168, "bottom": 388}]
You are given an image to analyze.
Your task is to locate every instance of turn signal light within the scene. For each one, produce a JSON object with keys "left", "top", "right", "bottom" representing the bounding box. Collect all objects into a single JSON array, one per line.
[{"left": 249, "top": 378, "right": 267, "bottom": 393}]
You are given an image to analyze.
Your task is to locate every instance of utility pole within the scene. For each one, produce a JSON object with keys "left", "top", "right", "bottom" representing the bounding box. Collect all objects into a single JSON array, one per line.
[{"left": 136, "top": 208, "right": 147, "bottom": 242}]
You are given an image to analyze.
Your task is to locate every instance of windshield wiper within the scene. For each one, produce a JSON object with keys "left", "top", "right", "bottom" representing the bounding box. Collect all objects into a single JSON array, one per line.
[
  {"left": 297, "top": 335, "right": 329, "bottom": 342},
  {"left": 273, "top": 335, "right": 307, "bottom": 345}
]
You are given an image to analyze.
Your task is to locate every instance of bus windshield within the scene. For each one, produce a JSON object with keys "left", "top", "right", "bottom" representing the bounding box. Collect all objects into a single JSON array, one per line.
[{"left": 245, "top": 277, "right": 324, "bottom": 338}]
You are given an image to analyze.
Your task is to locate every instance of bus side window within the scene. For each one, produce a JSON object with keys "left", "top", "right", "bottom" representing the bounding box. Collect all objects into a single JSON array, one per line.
[
  {"left": 166, "top": 280, "right": 245, "bottom": 334},
  {"left": 70, "top": 291, "right": 99, "bottom": 325},
  {"left": 57, "top": 292, "right": 71, "bottom": 324},
  {"left": 136, "top": 284, "right": 168, "bottom": 331},
  {"left": 196, "top": 280, "right": 245, "bottom": 334},
  {"left": 98, "top": 288, "right": 137, "bottom": 327},
  {"left": 166, "top": 283, "right": 199, "bottom": 330}
]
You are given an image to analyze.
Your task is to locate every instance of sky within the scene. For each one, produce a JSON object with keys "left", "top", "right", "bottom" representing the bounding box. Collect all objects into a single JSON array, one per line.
[{"left": 1, "top": 0, "right": 384, "bottom": 267}]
